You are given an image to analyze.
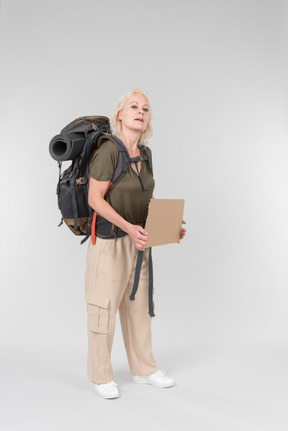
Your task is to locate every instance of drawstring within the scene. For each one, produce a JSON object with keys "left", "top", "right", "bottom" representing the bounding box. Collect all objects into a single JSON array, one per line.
[
  {"left": 134, "top": 161, "right": 147, "bottom": 191},
  {"left": 130, "top": 156, "right": 147, "bottom": 191}
]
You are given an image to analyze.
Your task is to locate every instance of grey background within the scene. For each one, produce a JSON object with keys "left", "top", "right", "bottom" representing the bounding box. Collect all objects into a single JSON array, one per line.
[{"left": 1, "top": 0, "right": 288, "bottom": 430}]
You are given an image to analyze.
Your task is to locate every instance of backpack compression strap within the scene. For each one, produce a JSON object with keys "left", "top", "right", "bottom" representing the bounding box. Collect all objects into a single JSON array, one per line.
[{"left": 130, "top": 248, "right": 155, "bottom": 317}]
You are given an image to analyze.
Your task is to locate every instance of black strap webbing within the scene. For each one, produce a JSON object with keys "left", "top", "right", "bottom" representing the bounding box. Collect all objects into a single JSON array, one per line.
[
  {"left": 122, "top": 150, "right": 127, "bottom": 173},
  {"left": 148, "top": 248, "right": 155, "bottom": 317},
  {"left": 70, "top": 177, "right": 78, "bottom": 230},
  {"left": 130, "top": 248, "right": 155, "bottom": 317},
  {"left": 130, "top": 250, "right": 144, "bottom": 301},
  {"left": 58, "top": 161, "right": 62, "bottom": 180},
  {"left": 141, "top": 146, "right": 153, "bottom": 174}
]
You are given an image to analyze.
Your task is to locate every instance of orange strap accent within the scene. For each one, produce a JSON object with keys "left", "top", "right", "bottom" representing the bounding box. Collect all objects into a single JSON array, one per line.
[
  {"left": 91, "top": 182, "right": 113, "bottom": 245},
  {"left": 106, "top": 181, "right": 113, "bottom": 193},
  {"left": 91, "top": 211, "right": 97, "bottom": 245}
]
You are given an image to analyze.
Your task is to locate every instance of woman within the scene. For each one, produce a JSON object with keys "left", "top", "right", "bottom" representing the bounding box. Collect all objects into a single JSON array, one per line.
[{"left": 85, "top": 89, "right": 186, "bottom": 399}]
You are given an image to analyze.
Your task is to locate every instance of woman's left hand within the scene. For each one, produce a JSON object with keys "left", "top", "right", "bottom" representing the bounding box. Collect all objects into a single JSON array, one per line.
[{"left": 179, "top": 220, "right": 187, "bottom": 241}]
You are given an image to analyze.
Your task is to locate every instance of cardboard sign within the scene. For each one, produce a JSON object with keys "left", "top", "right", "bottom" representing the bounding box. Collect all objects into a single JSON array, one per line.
[{"left": 145, "top": 199, "right": 185, "bottom": 248}]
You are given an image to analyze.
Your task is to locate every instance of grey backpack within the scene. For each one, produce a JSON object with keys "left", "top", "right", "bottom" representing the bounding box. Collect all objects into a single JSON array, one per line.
[{"left": 49, "top": 115, "right": 152, "bottom": 244}]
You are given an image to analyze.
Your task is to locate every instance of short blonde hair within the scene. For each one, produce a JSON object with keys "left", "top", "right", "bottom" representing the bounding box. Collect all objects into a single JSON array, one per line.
[{"left": 110, "top": 88, "right": 153, "bottom": 146}]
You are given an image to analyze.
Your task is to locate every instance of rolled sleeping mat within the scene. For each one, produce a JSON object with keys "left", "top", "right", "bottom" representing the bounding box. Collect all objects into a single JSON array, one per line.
[{"left": 49, "top": 133, "right": 86, "bottom": 161}]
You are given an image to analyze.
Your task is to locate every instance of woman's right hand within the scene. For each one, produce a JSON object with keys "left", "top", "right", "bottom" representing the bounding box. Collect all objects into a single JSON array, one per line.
[{"left": 127, "top": 224, "right": 148, "bottom": 251}]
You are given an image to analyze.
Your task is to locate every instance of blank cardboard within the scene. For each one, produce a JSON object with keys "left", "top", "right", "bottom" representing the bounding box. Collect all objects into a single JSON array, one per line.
[{"left": 145, "top": 199, "right": 185, "bottom": 248}]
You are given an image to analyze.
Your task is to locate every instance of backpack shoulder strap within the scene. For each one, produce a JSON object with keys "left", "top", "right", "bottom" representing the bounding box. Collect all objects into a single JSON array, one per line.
[
  {"left": 96, "top": 134, "right": 129, "bottom": 188},
  {"left": 140, "top": 145, "right": 153, "bottom": 176},
  {"left": 91, "top": 135, "right": 153, "bottom": 190}
]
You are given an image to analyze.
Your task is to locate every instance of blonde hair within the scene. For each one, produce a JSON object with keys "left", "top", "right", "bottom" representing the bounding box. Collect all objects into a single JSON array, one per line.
[{"left": 110, "top": 88, "right": 153, "bottom": 146}]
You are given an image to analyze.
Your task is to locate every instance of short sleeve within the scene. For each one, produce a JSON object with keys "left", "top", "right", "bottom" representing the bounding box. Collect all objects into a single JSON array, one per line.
[{"left": 89, "top": 140, "right": 119, "bottom": 181}]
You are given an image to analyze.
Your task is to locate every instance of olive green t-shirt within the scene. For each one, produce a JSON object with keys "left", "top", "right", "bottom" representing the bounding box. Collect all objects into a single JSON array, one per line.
[{"left": 89, "top": 140, "right": 155, "bottom": 225}]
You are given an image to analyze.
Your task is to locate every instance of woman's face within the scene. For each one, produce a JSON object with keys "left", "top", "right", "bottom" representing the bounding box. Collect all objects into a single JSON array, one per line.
[{"left": 118, "top": 93, "right": 150, "bottom": 134}]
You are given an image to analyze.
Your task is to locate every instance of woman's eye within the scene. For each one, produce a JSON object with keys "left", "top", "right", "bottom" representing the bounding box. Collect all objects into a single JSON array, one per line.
[{"left": 130, "top": 105, "right": 149, "bottom": 112}]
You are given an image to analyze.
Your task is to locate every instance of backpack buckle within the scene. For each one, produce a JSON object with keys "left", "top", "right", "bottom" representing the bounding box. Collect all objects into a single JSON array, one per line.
[{"left": 75, "top": 177, "right": 87, "bottom": 185}]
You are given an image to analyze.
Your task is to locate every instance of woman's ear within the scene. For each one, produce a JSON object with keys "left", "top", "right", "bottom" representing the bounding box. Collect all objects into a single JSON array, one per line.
[{"left": 118, "top": 110, "right": 122, "bottom": 121}]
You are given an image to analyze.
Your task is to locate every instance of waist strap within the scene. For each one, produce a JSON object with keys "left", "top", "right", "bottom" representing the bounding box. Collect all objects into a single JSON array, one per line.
[{"left": 130, "top": 248, "right": 155, "bottom": 317}]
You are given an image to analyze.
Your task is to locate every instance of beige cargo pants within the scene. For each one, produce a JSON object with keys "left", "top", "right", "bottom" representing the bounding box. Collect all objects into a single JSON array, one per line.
[{"left": 85, "top": 234, "right": 158, "bottom": 384}]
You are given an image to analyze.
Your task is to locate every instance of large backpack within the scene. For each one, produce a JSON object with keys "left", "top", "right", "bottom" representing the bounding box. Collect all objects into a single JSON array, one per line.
[{"left": 49, "top": 115, "right": 153, "bottom": 245}]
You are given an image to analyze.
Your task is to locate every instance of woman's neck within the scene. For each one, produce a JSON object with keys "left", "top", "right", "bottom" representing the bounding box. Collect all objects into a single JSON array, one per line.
[{"left": 117, "top": 128, "right": 141, "bottom": 153}]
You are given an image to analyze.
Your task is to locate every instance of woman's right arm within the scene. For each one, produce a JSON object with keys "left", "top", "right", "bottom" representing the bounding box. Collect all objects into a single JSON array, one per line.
[{"left": 88, "top": 177, "right": 148, "bottom": 251}]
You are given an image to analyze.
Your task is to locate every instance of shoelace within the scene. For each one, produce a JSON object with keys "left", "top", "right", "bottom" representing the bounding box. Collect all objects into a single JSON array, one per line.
[
  {"left": 106, "top": 381, "right": 118, "bottom": 388},
  {"left": 153, "top": 370, "right": 166, "bottom": 378}
]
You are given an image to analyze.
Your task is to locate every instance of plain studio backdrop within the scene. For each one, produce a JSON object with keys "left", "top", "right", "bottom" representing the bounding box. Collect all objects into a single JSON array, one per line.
[{"left": 0, "top": 0, "right": 288, "bottom": 430}]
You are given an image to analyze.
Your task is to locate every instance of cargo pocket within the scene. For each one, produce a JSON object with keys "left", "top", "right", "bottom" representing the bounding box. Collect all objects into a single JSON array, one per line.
[{"left": 86, "top": 294, "right": 110, "bottom": 334}]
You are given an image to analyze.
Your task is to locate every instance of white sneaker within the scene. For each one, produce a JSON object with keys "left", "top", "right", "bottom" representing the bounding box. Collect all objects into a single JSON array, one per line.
[
  {"left": 90, "top": 381, "right": 119, "bottom": 399},
  {"left": 132, "top": 370, "right": 174, "bottom": 388}
]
